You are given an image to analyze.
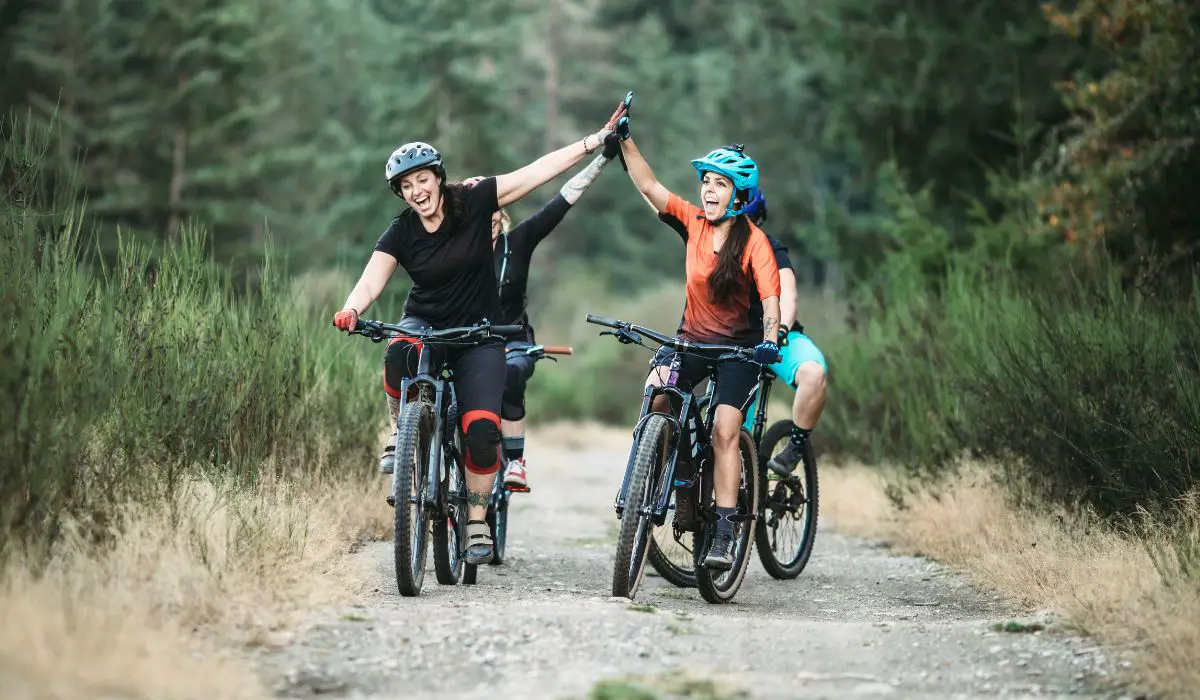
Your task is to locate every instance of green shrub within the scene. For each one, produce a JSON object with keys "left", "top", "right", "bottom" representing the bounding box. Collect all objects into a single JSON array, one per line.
[
  {"left": 0, "top": 114, "right": 381, "bottom": 561},
  {"left": 827, "top": 247, "right": 1200, "bottom": 519},
  {"left": 953, "top": 270, "right": 1200, "bottom": 517}
]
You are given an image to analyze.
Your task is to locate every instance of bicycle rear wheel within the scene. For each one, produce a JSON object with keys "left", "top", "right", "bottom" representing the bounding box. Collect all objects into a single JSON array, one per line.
[
  {"left": 612, "top": 414, "right": 671, "bottom": 600},
  {"left": 648, "top": 491, "right": 696, "bottom": 588},
  {"left": 694, "top": 428, "right": 759, "bottom": 604},
  {"left": 755, "top": 419, "right": 820, "bottom": 579},
  {"left": 433, "top": 426, "right": 466, "bottom": 585},
  {"left": 393, "top": 400, "right": 434, "bottom": 596}
]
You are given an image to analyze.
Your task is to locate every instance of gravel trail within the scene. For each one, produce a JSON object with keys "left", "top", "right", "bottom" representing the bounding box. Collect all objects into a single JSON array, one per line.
[{"left": 252, "top": 428, "right": 1131, "bottom": 700}]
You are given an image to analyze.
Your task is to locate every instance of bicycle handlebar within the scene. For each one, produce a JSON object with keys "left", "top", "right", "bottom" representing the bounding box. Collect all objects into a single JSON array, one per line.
[
  {"left": 350, "top": 318, "right": 524, "bottom": 342},
  {"left": 585, "top": 313, "right": 758, "bottom": 362},
  {"left": 505, "top": 344, "right": 574, "bottom": 358}
]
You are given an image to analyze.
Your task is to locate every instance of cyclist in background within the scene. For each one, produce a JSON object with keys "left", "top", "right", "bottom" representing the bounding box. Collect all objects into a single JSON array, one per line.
[
  {"left": 735, "top": 193, "right": 828, "bottom": 473},
  {"left": 331, "top": 115, "right": 616, "bottom": 565},
  {"left": 615, "top": 126, "right": 781, "bottom": 572},
  {"left": 461, "top": 148, "right": 616, "bottom": 491}
]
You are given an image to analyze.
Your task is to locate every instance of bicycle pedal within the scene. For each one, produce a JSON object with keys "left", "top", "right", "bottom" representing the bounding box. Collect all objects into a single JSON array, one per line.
[{"left": 504, "top": 484, "right": 531, "bottom": 493}]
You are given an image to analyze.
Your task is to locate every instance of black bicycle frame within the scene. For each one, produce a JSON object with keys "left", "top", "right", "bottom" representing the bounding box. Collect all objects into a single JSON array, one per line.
[{"left": 614, "top": 354, "right": 775, "bottom": 526}]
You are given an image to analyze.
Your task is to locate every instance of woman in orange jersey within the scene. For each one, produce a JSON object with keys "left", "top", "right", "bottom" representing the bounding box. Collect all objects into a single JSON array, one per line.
[{"left": 616, "top": 134, "right": 781, "bottom": 572}]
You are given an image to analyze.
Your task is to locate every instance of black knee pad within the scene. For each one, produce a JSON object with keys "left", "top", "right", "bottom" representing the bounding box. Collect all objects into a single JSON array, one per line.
[
  {"left": 502, "top": 356, "right": 534, "bottom": 421},
  {"left": 384, "top": 341, "right": 419, "bottom": 392},
  {"left": 465, "top": 418, "right": 501, "bottom": 470}
]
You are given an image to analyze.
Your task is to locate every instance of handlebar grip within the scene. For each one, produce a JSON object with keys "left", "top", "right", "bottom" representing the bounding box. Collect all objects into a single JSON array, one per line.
[
  {"left": 490, "top": 324, "right": 524, "bottom": 336},
  {"left": 585, "top": 313, "right": 621, "bottom": 328},
  {"left": 541, "top": 345, "right": 574, "bottom": 355}
]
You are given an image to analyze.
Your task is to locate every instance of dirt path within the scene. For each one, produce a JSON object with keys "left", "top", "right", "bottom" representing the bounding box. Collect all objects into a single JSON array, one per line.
[{"left": 253, "top": 427, "right": 1130, "bottom": 700}]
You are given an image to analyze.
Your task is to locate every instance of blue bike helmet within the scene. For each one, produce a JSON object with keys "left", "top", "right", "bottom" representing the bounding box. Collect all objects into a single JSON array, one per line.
[
  {"left": 385, "top": 141, "right": 445, "bottom": 197},
  {"left": 690, "top": 144, "right": 760, "bottom": 220}
]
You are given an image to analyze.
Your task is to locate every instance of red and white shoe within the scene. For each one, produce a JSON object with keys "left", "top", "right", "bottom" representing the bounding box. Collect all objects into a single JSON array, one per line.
[{"left": 503, "top": 457, "right": 530, "bottom": 492}]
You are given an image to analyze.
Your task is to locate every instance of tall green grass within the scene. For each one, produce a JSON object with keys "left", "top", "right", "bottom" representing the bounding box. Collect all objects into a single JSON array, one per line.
[
  {"left": 824, "top": 255, "right": 1200, "bottom": 519},
  {"left": 1, "top": 115, "right": 381, "bottom": 561}
]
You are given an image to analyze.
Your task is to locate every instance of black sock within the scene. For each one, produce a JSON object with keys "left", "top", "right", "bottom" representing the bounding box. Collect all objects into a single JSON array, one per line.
[
  {"left": 502, "top": 435, "right": 524, "bottom": 461},
  {"left": 790, "top": 424, "right": 812, "bottom": 448},
  {"left": 714, "top": 506, "right": 736, "bottom": 540}
]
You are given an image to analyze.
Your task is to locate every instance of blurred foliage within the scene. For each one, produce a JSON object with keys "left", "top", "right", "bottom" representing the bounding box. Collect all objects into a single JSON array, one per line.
[{"left": 3, "top": 0, "right": 1199, "bottom": 523}]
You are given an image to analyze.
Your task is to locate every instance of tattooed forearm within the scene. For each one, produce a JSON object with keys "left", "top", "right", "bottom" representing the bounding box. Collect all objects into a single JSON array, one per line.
[
  {"left": 763, "top": 313, "right": 780, "bottom": 342},
  {"left": 467, "top": 490, "right": 490, "bottom": 507},
  {"left": 559, "top": 153, "right": 610, "bottom": 205}
]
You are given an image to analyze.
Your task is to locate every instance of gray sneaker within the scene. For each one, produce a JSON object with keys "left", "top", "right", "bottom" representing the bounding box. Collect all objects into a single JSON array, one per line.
[
  {"left": 703, "top": 533, "right": 735, "bottom": 571},
  {"left": 767, "top": 440, "right": 805, "bottom": 476},
  {"left": 379, "top": 429, "right": 397, "bottom": 473}
]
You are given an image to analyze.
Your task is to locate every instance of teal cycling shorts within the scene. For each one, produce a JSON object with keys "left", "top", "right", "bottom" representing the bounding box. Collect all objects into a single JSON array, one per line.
[{"left": 741, "top": 330, "right": 827, "bottom": 431}]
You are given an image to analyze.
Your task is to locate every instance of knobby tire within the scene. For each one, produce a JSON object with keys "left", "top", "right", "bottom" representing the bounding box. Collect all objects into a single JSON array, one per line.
[
  {"left": 612, "top": 414, "right": 671, "bottom": 600},
  {"left": 394, "top": 400, "right": 434, "bottom": 596},
  {"left": 754, "top": 419, "right": 820, "bottom": 580},
  {"left": 694, "top": 428, "right": 759, "bottom": 604}
]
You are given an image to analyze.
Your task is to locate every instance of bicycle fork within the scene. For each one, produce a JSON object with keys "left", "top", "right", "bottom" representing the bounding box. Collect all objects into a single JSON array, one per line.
[{"left": 613, "top": 386, "right": 689, "bottom": 524}]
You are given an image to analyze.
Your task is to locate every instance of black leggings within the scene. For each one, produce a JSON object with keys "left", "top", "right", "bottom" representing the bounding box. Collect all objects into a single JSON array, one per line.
[
  {"left": 501, "top": 340, "right": 537, "bottom": 421},
  {"left": 383, "top": 317, "right": 505, "bottom": 475}
]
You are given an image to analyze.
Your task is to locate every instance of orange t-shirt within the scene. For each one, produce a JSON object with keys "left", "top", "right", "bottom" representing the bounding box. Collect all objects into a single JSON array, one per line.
[{"left": 661, "top": 193, "right": 781, "bottom": 344}]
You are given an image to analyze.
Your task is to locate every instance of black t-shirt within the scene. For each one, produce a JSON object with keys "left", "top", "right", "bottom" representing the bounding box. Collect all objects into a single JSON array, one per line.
[
  {"left": 495, "top": 194, "right": 571, "bottom": 339},
  {"left": 374, "top": 177, "right": 503, "bottom": 329},
  {"left": 750, "top": 236, "right": 795, "bottom": 334},
  {"left": 658, "top": 213, "right": 799, "bottom": 335}
]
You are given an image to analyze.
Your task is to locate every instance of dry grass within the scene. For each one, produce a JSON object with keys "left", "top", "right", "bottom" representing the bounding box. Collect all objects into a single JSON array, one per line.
[
  {"left": 0, "top": 470, "right": 392, "bottom": 699},
  {"left": 822, "top": 463, "right": 1200, "bottom": 699}
]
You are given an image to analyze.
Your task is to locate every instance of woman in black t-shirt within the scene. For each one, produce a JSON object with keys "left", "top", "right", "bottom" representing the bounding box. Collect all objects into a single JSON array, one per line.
[{"left": 331, "top": 117, "right": 617, "bottom": 565}]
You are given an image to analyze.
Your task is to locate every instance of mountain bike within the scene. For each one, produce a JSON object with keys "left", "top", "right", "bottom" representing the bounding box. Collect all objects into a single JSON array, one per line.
[
  {"left": 350, "top": 317, "right": 522, "bottom": 597},
  {"left": 586, "top": 313, "right": 764, "bottom": 604},
  {"left": 463, "top": 342, "right": 573, "bottom": 585}
]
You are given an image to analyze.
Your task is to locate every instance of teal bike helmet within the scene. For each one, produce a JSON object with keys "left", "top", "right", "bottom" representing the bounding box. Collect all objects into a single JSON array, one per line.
[{"left": 690, "top": 144, "right": 760, "bottom": 220}]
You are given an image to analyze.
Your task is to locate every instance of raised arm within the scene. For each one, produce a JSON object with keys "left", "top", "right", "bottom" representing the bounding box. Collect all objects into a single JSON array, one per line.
[
  {"left": 619, "top": 137, "right": 671, "bottom": 212},
  {"left": 494, "top": 127, "right": 611, "bottom": 208},
  {"left": 514, "top": 153, "right": 614, "bottom": 250},
  {"left": 559, "top": 152, "right": 611, "bottom": 205}
]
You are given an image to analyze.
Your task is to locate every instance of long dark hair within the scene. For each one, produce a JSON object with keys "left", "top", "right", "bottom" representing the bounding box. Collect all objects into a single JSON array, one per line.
[
  {"left": 439, "top": 180, "right": 470, "bottom": 229},
  {"left": 707, "top": 189, "right": 752, "bottom": 306}
]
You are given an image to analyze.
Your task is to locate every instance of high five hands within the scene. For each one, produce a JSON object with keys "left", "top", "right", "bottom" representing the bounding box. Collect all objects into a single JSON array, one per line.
[{"left": 603, "top": 91, "right": 634, "bottom": 167}]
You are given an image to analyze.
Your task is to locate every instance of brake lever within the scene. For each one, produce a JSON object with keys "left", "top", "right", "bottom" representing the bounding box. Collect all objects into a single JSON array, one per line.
[
  {"left": 349, "top": 328, "right": 386, "bottom": 343},
  {"left": 600, "top": 329, "right": 642, "bottom": 345}
]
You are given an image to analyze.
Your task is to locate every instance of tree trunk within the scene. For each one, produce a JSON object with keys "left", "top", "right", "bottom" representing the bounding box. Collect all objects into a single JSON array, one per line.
[
  {"left": 543, "top": 0, "right": 560, "bottom": 152},
  {"left": 167, "top": 123, "right": 187, "bottom": 240}
]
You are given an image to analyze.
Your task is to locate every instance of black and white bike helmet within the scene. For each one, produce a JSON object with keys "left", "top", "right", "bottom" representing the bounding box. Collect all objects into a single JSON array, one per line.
[{"left": 385, "top": 142, "right": 444, "bottom": 197}]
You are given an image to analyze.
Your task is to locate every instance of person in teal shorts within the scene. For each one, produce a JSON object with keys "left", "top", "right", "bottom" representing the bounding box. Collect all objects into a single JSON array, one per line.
[{"left": 737, "top": 192, "right": 828, "bottom": 475}]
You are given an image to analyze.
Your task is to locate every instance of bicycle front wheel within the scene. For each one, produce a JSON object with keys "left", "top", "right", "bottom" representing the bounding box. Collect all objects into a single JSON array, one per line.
[
  {"left": 612, "top": 413, "right": 671, "bottom": 600},
  {"left": 755, "top": 419, "right": 820, "bottom": 579},
  {"left": 694, "top": 428, "right": 759, "bottom": 604},
  {"left": 393, "top": 400, "right": 434, "bottom": 596}
]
